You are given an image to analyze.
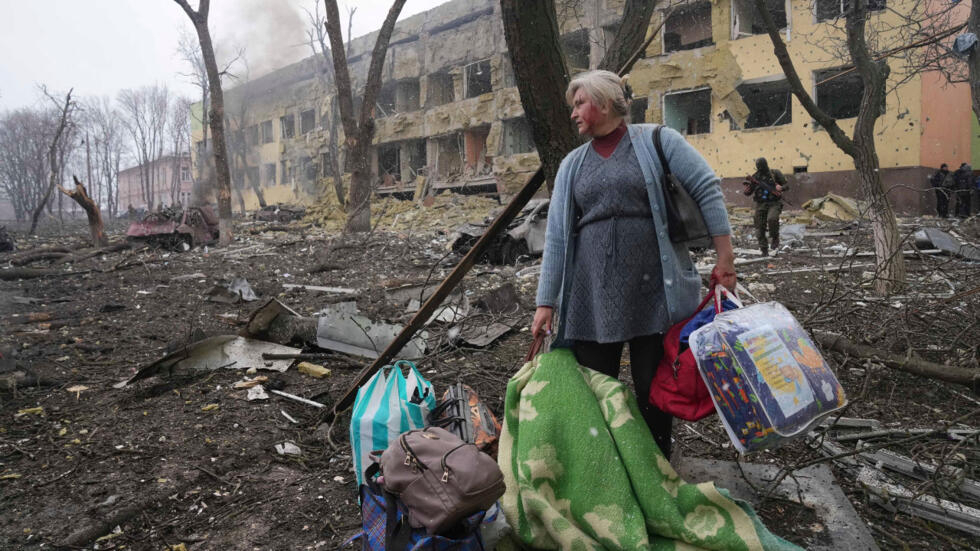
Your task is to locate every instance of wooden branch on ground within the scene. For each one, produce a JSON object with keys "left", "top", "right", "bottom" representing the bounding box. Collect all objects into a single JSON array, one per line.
[
  {"left": 5, "top": 241, "right": 130, "bottom": 267},
  {"left": 0, "top": 268, "right": 90, "bottom": 281},
  {"left": 813, "top": 330, "right": 980, "bottom": 393}
]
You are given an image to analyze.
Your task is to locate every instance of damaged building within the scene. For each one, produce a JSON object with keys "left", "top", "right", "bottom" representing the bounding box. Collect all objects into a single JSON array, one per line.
[{"left": 192, "top": 0, "right": 975, "bottom": 215}]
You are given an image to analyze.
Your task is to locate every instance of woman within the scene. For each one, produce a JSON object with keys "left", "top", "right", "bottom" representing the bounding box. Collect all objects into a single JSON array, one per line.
[{"left": 531, "top": 70, "right": 736, "bottom": 459}]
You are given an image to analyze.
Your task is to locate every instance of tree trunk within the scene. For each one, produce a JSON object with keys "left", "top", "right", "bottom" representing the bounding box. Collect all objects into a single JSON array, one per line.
[
  {"left": 499, "top": 0, "right": 579, "bottom": 188},
  {"left": 969, "top": 2, "right": 980, "bottom": 122},
  {"left": 30, "top": 90, "right": 74, "bottom": 235},
  {"left": 58, "top": 176, "right": 109, "bottom": 247},
  {"left": 596, "top": 0, "right": 659, "bottom": 74},
  {"left": 175, "top": 0, "right": 233, "bottom": 246},
  {"left": 345, "top": 131, "right": 372, "bottom": 231}
]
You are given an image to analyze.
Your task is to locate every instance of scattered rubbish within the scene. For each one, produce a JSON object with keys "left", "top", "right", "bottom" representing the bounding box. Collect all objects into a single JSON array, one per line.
[
  {"left": 66, "top": 385, "right": 89, "bottom": 399},
  {"left": 475, "top": 283, "right": 521, "bottom": 316},
  {"left": 297, "top": 362, "right": 331, "bottom": 379},
  {"left": 778, "top": 223, "right": 807, "bottom": 248},
  {"left": 207, "top": 277, "right": 259, "bottom": 304},
  {"left": 802, "top": 194, "right": 861, "bottom": 222},
  {"left": 246, "top": 386, "right": 269, "bottom": 401},
  {"left": 11, "top": 296, "right": 41, "bottom": 305},
  {"left": 270, "top": 389, "right": 326, "bottom": 409},
  {"left": 15, "top": 407, "right": 44, "bottom": 417},
  {"left": 0, "top": 473, "right": 22, "bottom": 480},
  {"left": 232, "top": 376, "right": 268, "bottom": 389},
  {"left": 201, "top": 403, "right": 219, "bottom": 412},
  {"left": 453, "top": 322, "right": 512, "bottom": 347},
  {"left": 281, "top": 410, "right": 298, "bottom": 424},
  {"left": 451, "top": 199, "right": 549, "bottom": 265},
  {"left": 274, "top": 441, "right": 302, "bottom": 456},
  {"left": 115, "top": 336, "right": 302, "bottom": 387},
  {"left": 316, "top": 302, "right": 426, "bottom": 360},
  {"left": 515, "top": 265, "right": 541, "bottom": 279},
  {"left": 408, "top": 294, "right": 470, "bottom": 324},
  {"left": 171, "top": 272, "right": 207, "bottom": 282},
  {"left": 860, "top": 448, "right": 980, "bottom": 500},
  {"left": 254, "top": 204, "right": 306, "bottom": 222},
  {"left": 126, "top": 205, "right": 220, "bottom": 249},
  {"left": 913, "top": 228, "right": 980, "bottom": 261},
  {"left": 99, "top": 303, "right": 127, "bottom": 313},
  {"left": 857, "top": 466, "right": 980, "bottom": 536},
  {"left": 282, "top": 283, "right": 357, "bottom": 294}
]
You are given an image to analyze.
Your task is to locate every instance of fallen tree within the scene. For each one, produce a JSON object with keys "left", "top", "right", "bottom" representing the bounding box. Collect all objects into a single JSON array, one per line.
[{"left": 813, "top": 330, "right": 980, "bottom": 393}]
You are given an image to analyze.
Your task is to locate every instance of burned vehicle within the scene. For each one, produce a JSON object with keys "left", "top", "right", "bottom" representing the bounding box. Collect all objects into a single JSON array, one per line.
[
  {"left": 126, "top": 205, "right": 220, "bottom": 249},
  {"left": 253, "top": 203, "right": 306, "bottom": 223},
  {"left": 450, "top": 198, "right": 548, "bottom": 265}
]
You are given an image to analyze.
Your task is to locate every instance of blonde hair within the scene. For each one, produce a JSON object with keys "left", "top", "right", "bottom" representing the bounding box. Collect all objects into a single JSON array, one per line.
[{"left": 566, "top": 70, "right": 631, "bottom": 118}]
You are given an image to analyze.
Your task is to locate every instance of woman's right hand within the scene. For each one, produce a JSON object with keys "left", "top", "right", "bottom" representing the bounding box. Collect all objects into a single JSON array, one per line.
[{"left": 531, "top": 306, "right": 553, "bottom": 339}]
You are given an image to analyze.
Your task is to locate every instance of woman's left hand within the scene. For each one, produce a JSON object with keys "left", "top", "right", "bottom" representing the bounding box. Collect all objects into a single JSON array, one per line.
[{"left": 711, "top": 256, "right": 737, "bottom": 292}]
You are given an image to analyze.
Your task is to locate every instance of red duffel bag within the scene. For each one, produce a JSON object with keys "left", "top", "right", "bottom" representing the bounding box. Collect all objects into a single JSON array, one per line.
[{"left": 649, "top": 283, "right": 738, "bottom": 421}]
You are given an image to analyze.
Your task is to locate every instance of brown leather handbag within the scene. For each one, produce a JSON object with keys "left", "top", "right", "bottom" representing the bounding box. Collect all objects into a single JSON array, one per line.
[{"left": 379, "top": 426, "right": 505, "bottom": 535}]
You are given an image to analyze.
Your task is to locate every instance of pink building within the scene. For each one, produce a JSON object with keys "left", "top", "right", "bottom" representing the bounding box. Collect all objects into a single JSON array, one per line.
[{"left": 118, "top": 154, "right": 192, "bottom": 211}]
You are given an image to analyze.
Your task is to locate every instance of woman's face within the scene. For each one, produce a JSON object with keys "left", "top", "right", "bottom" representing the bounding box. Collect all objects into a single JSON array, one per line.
[{"left": 570, "top": 88, "right": 608, "bottom": 136}]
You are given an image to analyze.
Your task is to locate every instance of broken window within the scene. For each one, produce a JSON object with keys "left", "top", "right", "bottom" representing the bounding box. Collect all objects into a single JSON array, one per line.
[
  {"left": 502, "top": 117, "right": 536, "bottom": 155},
  {"left": 280, "top": 160, "right": 288, "bottom": 184},
  {"left": 432, "top": 133, "right": 464, "bottom": 181},
  {"left": 464, "top": 59, "right": 492, "bottom": 98},
  {"left": 301, "top": 109, "right": 316, "bottom": 134},
  {"left": 377, "top": 83, "right": 397, "bottom": 118},
  {"left": 817, "top": 0, "right": 885, "bottom": 22},
  {"left": 815, "top": 68, "right": 863, "bottom": 119},
  {"left": 378, "top": 144, "right": 401, "bottom": 186},
  {"left": 280, "top": 114, "right": 295, "bottom": 139},
  {"left": 733, "top": 79, "right": 792, "bottom": 129},
  {"left": 300, "top": 156, "right": 315, "bottom": 182},
  {"left": 426, "top": 71, "right": 455, "bottom": 108},
  {"left": 663, "top": 88, "right": 712, "bottom": 135},
  {"left": 396, "top": 79, "right": 421, "bottom": 112},
  {"left": 463, "top": 126, "right": 491, "bottom": 175},
  {"left": 663, "top": 1, "right": 714, "bottom": 53},
  {"left": 261, "top": 120, "right": 273, "bottom": 144},
  {"left": 406, "top": 140, "right": 426, "bottom": 179},
  {"left": 732, "top": 0, "right": 787, "bottom": 38},
  {"left": 561, "top": 29, "right": 591, "bottom": 71},
  {"left": 246, "top": 125, "right": 258, "bottom": 146},
  {"left": 263, "top": 163, "right": 276, "bottom": 185},
  {"left": 630, "top": 97, "right": 649, "bottom": 124}
]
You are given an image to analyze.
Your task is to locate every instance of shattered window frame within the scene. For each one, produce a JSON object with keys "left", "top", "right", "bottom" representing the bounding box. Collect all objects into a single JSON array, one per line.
[
  {"left": 814, "top": 67, "right": 864, "bottom": 120},
  {"left": 731, "top": 0, "right": 789, "bottom": 39},
  {"left": 260, "top": 120, "right": 274, "bottom": 144},
  {"left": 502, "top": 117, "right": 536, "bottom": 155},
  {"left": 180, "top": 165, "right": 191, "bottom": 182},
  {"left": 426, "top": 71, "right": 455, "bottom": 108},
  {"left": 464, "top": 59, "right": 492, "bottom": 98},
  {"left": 263, "top": 163, "right": 276, "bottom": 185},
  {"left": 561, "top": 29, "right": 591, "bottom": 72},
  {"left": 300, "top": 109, "right": 316, "bottom": 134},
  {"left": 395, "top": 79, "right": 421, "bottom": 113},
  {"left": 662, "top": 1, "right": 715, "bottom": 54},
  {"left": 280, "top": 114, "right": 295, "bottom": 139},
  {"left": 662, "top": 87, "right": 713, "bottom": 136},
  {"left": 816, "top": 0, "right": 886, "bottom": 23},
  {"left": 732, "top": 78, "right": 793, "bottom": 130},
  {"left": 376, "top": 82, "right": 397, "bottom": 118},
  {"left": 377, "top": 143, "right": 401, "bottom": 184}
]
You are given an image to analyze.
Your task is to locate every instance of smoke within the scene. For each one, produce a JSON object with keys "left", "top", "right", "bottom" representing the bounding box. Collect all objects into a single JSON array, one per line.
[{"left": 214, "top": 0, "right": 308, "bottom": 78}]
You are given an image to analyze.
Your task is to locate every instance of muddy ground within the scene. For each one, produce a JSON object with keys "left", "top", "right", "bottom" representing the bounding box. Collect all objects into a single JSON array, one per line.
[{"left": 1, "top": 205, "right": 978, "bottom": 551}]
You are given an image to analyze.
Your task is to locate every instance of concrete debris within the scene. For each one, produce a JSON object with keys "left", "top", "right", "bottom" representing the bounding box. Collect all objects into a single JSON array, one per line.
[
  {"left": 316, "top": 302, "right": 426, "bottom": 360},
  {"left": 802, "top": 194, "right": 862, "bottom": 222},
  {"left": 253, "top": 204, "right": 306, "bottom": 223},
  {"left": 778, "top": 223, "right": 807, "bottom": 248},
  {"left": 274, "top": 441, "right": 302, "bottom": 456},
  {"left": 115, "top": 335, "right": 301, "bottom": 387},
  {"left": 282, "top": 283, "right": 357, "bottom": 295},
  {"left": 857, "top": 466, "right": 980, "bottom": 537},
  {"left": 913, "top": 228, "right": 980, "bottom": 261},
  {"left": 207, "top": 277, "right": 259, "bottom": 304},
  {"left": 246, "top": 386, "right": 269, "bottom": 401},
  {"left": 452, "top": 321, "right": 512, "bottom": 347},
  {"left": 450, "top": 198, "right": 548, "bottom": 265},
  {"left": 305, "top": 193, "right": 500, "bottom": 234}
]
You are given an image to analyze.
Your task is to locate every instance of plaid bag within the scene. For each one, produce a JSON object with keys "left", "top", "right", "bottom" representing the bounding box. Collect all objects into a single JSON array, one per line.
[{"left": 346, "top": 472, "right": 490, "bottom": 551}]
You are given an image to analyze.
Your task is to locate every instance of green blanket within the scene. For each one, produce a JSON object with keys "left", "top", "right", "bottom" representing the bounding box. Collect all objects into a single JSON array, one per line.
[{"left": 498, "top": 349, "right": 802, "bottom": 551}]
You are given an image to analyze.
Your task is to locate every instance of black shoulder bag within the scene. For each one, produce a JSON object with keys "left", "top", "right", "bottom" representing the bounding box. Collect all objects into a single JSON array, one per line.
[{"left": 653, "top": 125, "right": 712, "bottom": 248}]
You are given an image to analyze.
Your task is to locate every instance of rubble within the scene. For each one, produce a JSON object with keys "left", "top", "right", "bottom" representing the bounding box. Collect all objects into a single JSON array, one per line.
[
  {"left": 125, "top": 205, "right": 220, "bottom": 249},
  {"left": 206, "top": 277, "right": 259, "bottom": 304},
  {"left": 0, "top": 225, "right": 14, "bottom": 251}
]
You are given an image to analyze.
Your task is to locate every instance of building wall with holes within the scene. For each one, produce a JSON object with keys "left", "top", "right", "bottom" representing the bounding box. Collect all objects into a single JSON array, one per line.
[{"left": 630, "top": 0, "right": 972, "bottom": 213}]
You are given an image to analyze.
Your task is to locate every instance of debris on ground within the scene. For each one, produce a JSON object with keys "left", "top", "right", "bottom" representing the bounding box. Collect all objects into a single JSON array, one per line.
[
  {"left": 206, "top": 276, "right": 259, "bottom": 304},
  {"left": 126, "top": 205, "right": 219, "bottom": 249},
  {"left": 802, "top": 193, "right": 862, "bottom": 222},
  {"left": 253, "top": 204, "right": 306, "bottom": 223}
]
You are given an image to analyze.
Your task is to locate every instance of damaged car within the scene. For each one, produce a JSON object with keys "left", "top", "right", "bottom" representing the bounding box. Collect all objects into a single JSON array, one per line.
[
  {"left": 126, "top": 205, "right": 220, "bottom": 249},
  {"left": 253, "top": 203, "right": 306, "bottom": 223},
  {"left": 450, "top": 198, "right": 548, "bottom": 265}
]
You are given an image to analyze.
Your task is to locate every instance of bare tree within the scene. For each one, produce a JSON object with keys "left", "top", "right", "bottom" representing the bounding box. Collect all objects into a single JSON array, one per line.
[
  {"left": 173, "top": 0, "right": 234, "bottom": 246},
  {"left": 499, "top": 0, "right": 659, "bottom": 186},
  {"left": 0, "top": 108, "right": 51, "bottom": 221},
  {"left": 29, "top": 89, "right": 77, "bottom": 234},
  {"left": 167, "top": 97, "right": 192, "bottom": 206},
  {"left": 118, "top": 85, "right": 171, "bottom": 211},
  {"left": 86, "top": 97, "right": 125, "bottom": 219},
  {"left": 754, "top": 0, "right": 906, "bottom": 295},
  {"left": 306, "top": 0, "right": 346, "bottom": 208},
  {"left": 177, "top": 30, "right": 211, "bottom": 206},
  {"left": 57, "top": 175, "right": 108, "bottom": 247},
  {"left": 323, "top": 0, "right": 407, "bottom": 232}
]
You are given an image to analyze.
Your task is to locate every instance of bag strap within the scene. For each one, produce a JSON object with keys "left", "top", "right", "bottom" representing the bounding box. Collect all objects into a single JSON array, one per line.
[
  {"left": 653, "top": 125, "right": 676, "bottom": 190},
  {"left": 524, "top": 334, "right": 545, "bottom": 362}
]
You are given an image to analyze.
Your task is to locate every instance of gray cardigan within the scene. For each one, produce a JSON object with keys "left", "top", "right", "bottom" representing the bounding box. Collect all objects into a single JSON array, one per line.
[{"left": 535, "top": 124, "right": 732, "bottom": 347}]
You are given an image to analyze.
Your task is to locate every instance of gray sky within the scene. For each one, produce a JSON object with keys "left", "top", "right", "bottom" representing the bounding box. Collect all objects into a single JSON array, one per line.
[{"left": 0, "top": 1, "right": 446, "bottom": 111}]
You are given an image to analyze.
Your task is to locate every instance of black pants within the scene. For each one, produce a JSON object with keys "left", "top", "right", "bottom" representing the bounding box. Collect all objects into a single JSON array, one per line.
[
  {"left": 753, "top": 201, "right": 782, "bottom": 254},
  {"left": 934, "top": 188, "right": 950, "bottom": 218},
  {"left": 573, "top": 334, "right": 673, "bottom": 458},
  {"left": 954, "top": 189, "right": 972, "bottom": 218}
]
